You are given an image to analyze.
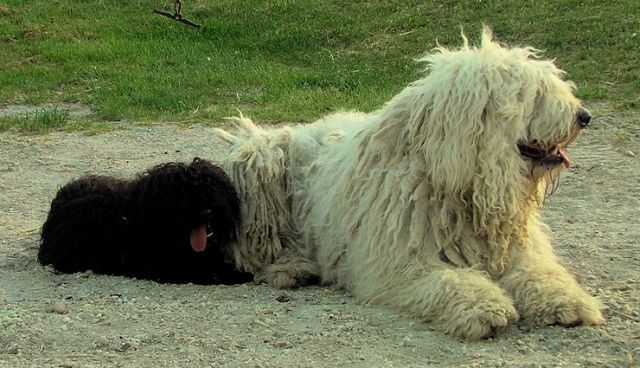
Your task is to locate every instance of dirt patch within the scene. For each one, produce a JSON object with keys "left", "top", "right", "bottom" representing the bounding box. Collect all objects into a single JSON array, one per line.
[
  {"left": 0, "top": 103, "right": 93, "bottom": 119},
  {"left": 0, "top": 108, "right": 639, "bottom": 367}
]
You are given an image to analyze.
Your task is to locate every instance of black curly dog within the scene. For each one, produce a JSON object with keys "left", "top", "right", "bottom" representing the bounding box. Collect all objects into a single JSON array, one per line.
[{"left": 38, "top": 158, "right": 252, "bottom": 284}]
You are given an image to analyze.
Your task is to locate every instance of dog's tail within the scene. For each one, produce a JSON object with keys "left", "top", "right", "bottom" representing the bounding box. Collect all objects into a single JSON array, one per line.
[
  {"left": 215, "top": 111, "right": 264, "bottom": 144},
  {"left": 214, "top": 128, "right": 239, "bottom": 144}
]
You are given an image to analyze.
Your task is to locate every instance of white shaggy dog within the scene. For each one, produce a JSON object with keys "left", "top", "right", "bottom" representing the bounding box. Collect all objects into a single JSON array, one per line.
[{"left": 215, "top": 28, "right": 604, "bottom": 339}]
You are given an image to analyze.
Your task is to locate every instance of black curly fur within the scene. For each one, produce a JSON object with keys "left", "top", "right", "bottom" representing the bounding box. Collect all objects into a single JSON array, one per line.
[{"left": 38, "top": 158, "right": 252, "bottom": 284}]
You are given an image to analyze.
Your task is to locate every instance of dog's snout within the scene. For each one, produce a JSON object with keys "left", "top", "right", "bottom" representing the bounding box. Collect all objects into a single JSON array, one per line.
[{"left": 577, "top": 108, "right": 591, "bottom": 128}]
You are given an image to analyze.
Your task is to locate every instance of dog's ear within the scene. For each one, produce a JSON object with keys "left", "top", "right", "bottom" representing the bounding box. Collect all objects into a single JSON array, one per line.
[
  {"left": 406, "top": 32, "right": 532, "bottom": 195},
  {"left": 190, "top": 157, "right": 214, "bottom": 171},
  {"left": 403, "top": 30, "right": 541, "bottom": 272}
]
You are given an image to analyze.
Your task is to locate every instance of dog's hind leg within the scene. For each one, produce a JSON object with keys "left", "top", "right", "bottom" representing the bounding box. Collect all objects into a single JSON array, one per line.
[
  {"left": 219, "top": 118, "right": 319, "bottom": 285},
  {"left": 263, "top": 244, "right": 319, "bottom": 288}
]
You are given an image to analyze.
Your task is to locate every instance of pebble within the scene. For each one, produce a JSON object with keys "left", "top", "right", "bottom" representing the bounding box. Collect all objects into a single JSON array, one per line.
[
  {"left": 402, "top": 336, "right": 414, "bottom": 347},
  {"left": 625, "top": 351, "right": 634, "bottom": 366},
  {"left": 51, "top": 302, "right": 70, "bottom": 315},
  {"left": 4, "top": 344, "right": 20, "bottom": 355},
  {"left": 336, "top": 337, "right": 349, "bottom": 346},
  {"left": 515, "top": 339, "right": 531, "bottom": 353},
  {"left": 94, "top": 336, "right": 110, "bottom": 348},
  {"left": 116, "top": 342, "right": 132, "bottom": 352},
  {"left": 253, "top": 319, "right": 270, "bottom": 328},
  {"left": 273, "top": 340, "right": 293, "bottom": 349},
  {"left": 625, "top": 150, "right": 636, "bottom": 157}
]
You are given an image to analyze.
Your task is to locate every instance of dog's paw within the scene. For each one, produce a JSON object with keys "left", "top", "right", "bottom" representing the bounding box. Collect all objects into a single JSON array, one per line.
[
  {"left": 520, "top": 290, "right": 605, "bottom": 327},
  {"left": 266, "top": 269, "right": 299, "bottom": 289},
  {"left": 264, "top": 264, "right": 308, "bottom": 289},
  {"left": 446, "top": 301, "right": 519, "bottom": 340},
  {"left": 264, "top": 255, "right": 319, "bottom": 289},
  {"left": 501, "top": 263, "right": 605, "bottom": 329}
]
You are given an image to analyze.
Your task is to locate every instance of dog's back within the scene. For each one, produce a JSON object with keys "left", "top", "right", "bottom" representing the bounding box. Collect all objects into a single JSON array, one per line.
[{"left": 39, "top": 176, "right": 130, "bottom": 274}]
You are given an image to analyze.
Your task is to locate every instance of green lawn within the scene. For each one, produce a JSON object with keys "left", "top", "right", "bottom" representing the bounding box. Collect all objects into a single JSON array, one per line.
[{"left": 0, "top": 0, "right": 638, "bottom": 132}]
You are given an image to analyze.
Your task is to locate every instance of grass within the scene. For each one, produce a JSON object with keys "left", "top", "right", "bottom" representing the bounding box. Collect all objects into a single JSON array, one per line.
[
  {"left": 0, "top": 108, "right": 70, "bottom": 133},
  {"left": 0, "top": 0, "right": 638, "bottom": 132},
  {"left": 0, "top": 108, "right": 115, "bottom": 134}
]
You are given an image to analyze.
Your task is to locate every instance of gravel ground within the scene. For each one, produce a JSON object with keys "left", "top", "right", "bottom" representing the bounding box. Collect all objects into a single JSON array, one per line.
[{"left": 0, "top": 108, "right": 638, "bottom": 368}]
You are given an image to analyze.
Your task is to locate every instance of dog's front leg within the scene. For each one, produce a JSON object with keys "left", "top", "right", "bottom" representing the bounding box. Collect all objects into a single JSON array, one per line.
[
  {"left": 499, "top": 225, "right": 604, "bottom": 328},
  {"left": 392, "top": 268, "right": 518, "bottom": 340}
]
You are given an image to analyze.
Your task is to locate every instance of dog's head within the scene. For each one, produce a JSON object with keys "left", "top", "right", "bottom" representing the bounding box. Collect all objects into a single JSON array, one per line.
[
  {"left": 129, "top": 157, "right": 240, "bottom": 254},
  {"left": 396, "top": 28, "right": 589, "bottom": 272},
  {"left": 514, "top": 77, "right": 590, "bottom": 185},
  {"left": 403, "top": 27, "right": 589, "bottom": 198}
]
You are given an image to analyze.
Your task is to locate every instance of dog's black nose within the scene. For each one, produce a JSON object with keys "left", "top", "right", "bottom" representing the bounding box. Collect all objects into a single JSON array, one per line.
[{"left": 577, "top": 108, "right": 591, "bottom": 128}]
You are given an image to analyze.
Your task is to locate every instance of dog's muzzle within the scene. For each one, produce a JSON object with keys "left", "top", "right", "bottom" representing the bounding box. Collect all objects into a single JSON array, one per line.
[
  {"left": 518, "top": 107, "right": 591, "bottom": 168},
  {"left": 518, "top": 142, "right": 571, "bottom": 168}
]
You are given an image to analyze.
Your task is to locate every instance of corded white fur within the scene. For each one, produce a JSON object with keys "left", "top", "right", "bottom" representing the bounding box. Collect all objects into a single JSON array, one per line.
[{"left": 215, "top": 28, "right": 604, "bottom": 339}]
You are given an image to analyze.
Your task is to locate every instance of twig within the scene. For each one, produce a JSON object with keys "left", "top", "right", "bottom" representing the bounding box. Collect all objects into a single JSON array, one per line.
[{"left": 153, "top": 9, "right": 201, "bottom": 28}]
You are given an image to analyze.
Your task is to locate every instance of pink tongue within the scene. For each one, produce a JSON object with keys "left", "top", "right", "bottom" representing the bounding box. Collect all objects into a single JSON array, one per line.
[{"left": 190, "top": 224, "right": 207, "bottom": 252}]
